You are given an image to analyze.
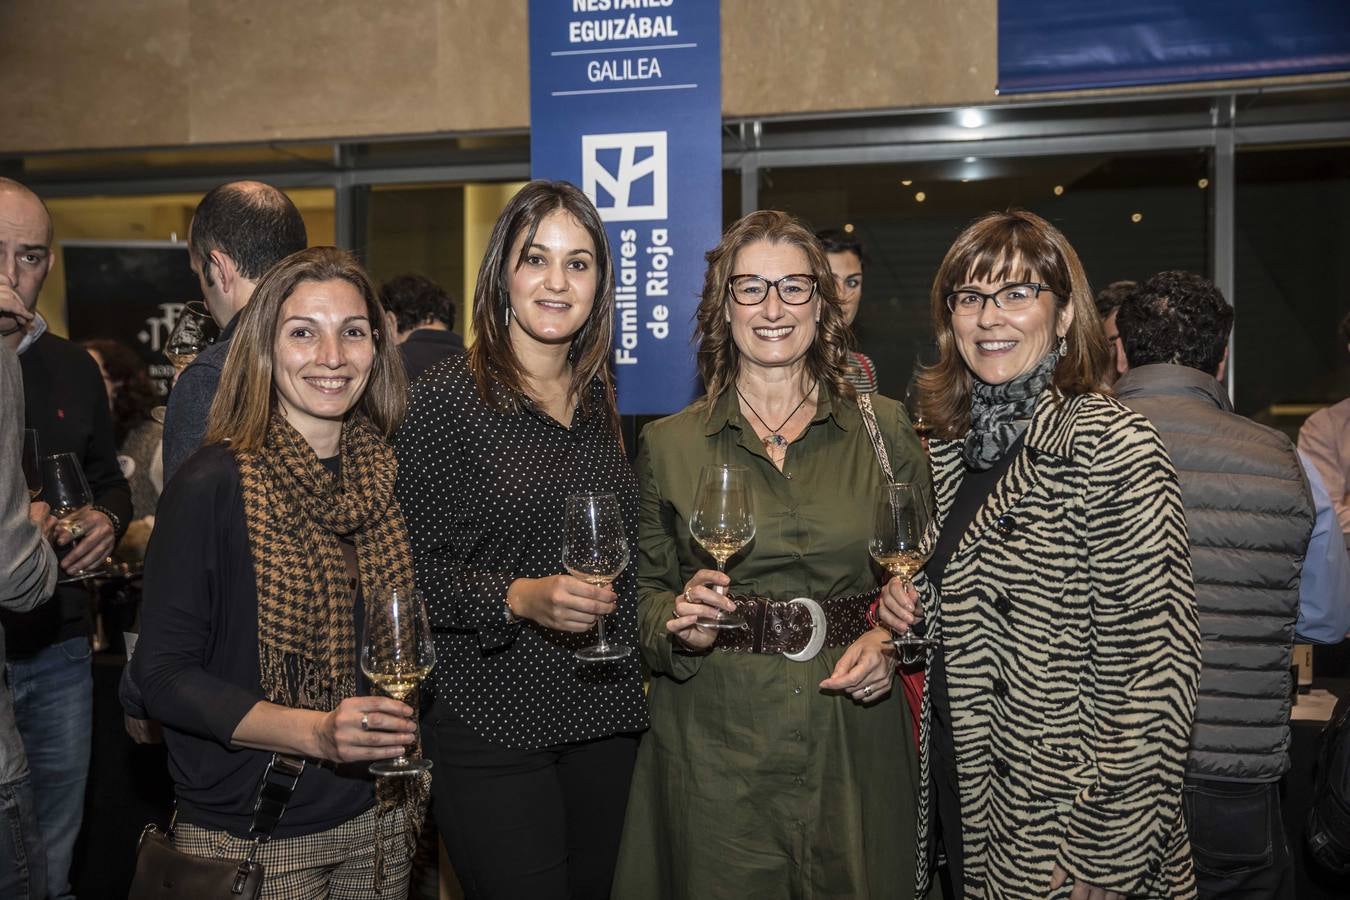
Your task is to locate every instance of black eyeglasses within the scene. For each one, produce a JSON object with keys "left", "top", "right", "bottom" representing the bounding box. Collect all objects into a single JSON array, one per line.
[
  {"left": 727, "top": 274, "right": 818, "bottom": 306},
  {"left": 945, "top": 282, "right": 1059, "bottom": 316}
]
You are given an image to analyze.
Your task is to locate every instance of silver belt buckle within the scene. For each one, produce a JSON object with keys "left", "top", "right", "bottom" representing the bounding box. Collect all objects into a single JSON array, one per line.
[{"left": 782, "top": 597, "right": 825, "bottom": 662}]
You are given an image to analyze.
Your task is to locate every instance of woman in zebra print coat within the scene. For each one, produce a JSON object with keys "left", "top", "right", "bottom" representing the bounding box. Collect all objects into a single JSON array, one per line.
[{"left": 880, "top": 210, "right": 1202, "bottom": 900}]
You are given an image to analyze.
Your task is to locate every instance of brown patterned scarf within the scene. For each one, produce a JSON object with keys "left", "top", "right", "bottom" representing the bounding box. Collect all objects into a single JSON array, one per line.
[{"left": 237, "top": 414, "right": 427, "bottom": 888}]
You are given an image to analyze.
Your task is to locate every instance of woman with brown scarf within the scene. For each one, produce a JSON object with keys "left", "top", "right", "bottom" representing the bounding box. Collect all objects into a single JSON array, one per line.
[{"left": 134, "top": 247, "right": 425, "bottom": 898}]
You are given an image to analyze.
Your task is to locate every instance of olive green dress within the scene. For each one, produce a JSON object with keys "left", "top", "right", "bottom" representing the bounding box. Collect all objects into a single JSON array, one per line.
[{"left": 612, "top": 388, "right": 929, "bottom": 900}]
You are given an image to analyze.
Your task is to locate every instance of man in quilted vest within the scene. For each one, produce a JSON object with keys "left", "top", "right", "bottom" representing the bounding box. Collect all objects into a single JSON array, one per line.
[{"left": 1115, "top": 270, "right": 1350, "bottom": 900}]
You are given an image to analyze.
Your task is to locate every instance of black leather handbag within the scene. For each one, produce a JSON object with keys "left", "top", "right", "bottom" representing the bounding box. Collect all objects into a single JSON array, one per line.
[{"left": 128, "top": 753, "right": 305, "bottom": 899}]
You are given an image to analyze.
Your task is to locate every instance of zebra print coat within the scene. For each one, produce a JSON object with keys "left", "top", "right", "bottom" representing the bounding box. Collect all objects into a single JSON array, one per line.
[{"left": 914, "top": 389, "right": 1202, "bottom": 899}]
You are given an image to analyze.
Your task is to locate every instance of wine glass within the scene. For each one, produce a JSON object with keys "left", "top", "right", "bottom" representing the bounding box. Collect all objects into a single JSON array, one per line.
[
  {"left": 360, "top": 588, "right": 436, "bottom": 777},
  {"left": 902, "top": 378, "right": 931, "bottom": 442},
  {"left": 869, "top": 481, "right": 937, "bottom": 664},
  {"left": 22, "top": 429, "right": 41, "bottom": 500},
  {"left": 164, "top": 301, "right": 216, "bottom": 372},
  {"left": 42, "top": 452, "right": 102, "bottom": 583},
  {"left": 688, "top": 463, "right": 755, "bottom": 629},
  {"left": 563, "top": 492, "right": 632, "bottom": 662}
]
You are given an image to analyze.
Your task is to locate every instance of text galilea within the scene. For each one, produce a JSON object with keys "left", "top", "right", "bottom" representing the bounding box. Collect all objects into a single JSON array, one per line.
[{"left": 569, "top": 14, "right": 679, "bottom": 44}]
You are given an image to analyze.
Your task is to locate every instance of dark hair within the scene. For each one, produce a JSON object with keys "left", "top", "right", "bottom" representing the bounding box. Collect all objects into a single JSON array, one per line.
[
  {"left": 918, "top": 209, "right": 1110, "bottom": 438},
  {"left": 205, "top": 247, "right": 407, "bottom": 452},
  {"left": 189, "top": 181, "right": 308, "bottom": 283},
  {"left": 1095, "top": 280, "right": 1137, "bottom": 318},
  {"left": 1116, "top": 270, "right": 1233, "bottom": 376},
  {"left": 466, "top": 180, "right": 619, "bottom": 434},
  {"left": 380, "top": 274, "right": 456, "bottom": 332},
  {"left": 696, "top": 211, "right": 854, "bottom": 411},
  {"left": 81, "top": 339, "right": 156, "bottom": 443},
  {"left": 815, "top": 228, "right": 867, "bottom": 266}
]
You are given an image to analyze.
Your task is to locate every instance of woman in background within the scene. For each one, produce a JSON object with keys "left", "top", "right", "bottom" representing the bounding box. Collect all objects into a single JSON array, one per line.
[{"left": 83, "top": 338, "right": 161, "bottom": 557}]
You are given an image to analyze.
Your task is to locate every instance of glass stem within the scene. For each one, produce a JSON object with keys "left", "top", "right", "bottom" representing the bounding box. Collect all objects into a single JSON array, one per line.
[{"left": 595, "top": 614, "right": 610, "bottom": 649}]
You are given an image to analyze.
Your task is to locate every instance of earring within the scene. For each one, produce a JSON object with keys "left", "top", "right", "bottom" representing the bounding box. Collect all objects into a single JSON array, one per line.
[
  {"left": 1057, "top": 335, "right": 1068, "bottom": 356},
  {"left": 504, "top": 305, "right": 512, "bottom": 328}
]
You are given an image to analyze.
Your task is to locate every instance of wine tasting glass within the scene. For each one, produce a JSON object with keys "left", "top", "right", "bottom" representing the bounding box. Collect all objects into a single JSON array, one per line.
[
  {"left": 688, "top": 463, "right": 755, "bottom": 630},
  {"left": 42, "top": 452, "right": 92, "bottom": 521},
  {"left": 360, "top": 588, "right": 436, "bottom": 777},
  {"left": 563, "top": 492, "right": 632, "bottom": 662},
  {"left": 869, "top": 481, "right": 937, "bottom": 663},
  {"left": 22, "top": 429, "right": 41, "bottom": 500},
  {"left": 164, "top": 301, "right": 216, "bottom": 372}
]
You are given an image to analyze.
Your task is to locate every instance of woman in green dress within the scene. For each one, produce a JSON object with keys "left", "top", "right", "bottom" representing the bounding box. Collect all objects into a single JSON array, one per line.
[{"left": 612, "top": 210, "right": 928, "bottom": 899}]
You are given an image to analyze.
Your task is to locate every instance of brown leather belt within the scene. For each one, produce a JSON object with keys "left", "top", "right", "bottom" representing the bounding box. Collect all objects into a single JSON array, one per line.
[{"left": 713, "top": 592, "right": 875, "bottom": 661}]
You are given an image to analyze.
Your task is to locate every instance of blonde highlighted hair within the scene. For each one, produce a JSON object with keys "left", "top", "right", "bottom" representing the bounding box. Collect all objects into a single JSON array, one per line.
[{"left": 917, "top": 209, "right": 1110, "bottom": 439}]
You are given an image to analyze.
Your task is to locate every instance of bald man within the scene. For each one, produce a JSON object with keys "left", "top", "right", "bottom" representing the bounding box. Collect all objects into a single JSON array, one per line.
[
  {"left": 0, "top": 177, "right": 131, "bottom": 900},
  {"left": 161, "top": 180, "right": 307, "bottom": 483}
]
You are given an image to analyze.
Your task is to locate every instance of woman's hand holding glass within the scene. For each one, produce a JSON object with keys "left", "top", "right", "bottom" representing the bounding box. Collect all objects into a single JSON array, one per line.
[
  {"left": 876, "top": 577, "right": 923, "bottom": 635},
  {"left": 819, "top": 628, "right": 894, "bottom": 702},
  {"left": 508, "top": 575, "right": 617, "bottom": 633},
  {"left": 666, "top": 568, "right": 736, "bottom": 650},
  {"left": 312, "top": 695, "right": 416, "bottom": 765}
]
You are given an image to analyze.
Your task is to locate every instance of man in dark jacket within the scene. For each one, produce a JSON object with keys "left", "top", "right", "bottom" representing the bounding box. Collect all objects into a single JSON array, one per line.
[
  {"left": 0, "top": 177, "right": 132, "bottom": 900},
  {"left": 380, "top": 273, "right": 464, "bottom": 382},
  {"left": 1115, "top": 270, "right": 1350, "bottom": 899},
  {"left": 161, "top": 181, "right": 307, "bottom": 483}
]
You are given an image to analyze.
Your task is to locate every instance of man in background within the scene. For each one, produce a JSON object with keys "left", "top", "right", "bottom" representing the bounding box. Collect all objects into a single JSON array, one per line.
[
  {"left": 1095, "top": 279, "right": 1135, "bottom": 386},
  {"left": 1299, "top": 311, "right": 1350, "bottom": 549},
  {"left": 161, "top": 181, "right": 306, "bottom": 483},
  {"left": 0, "top": 176, "right": 131, "bottom": 900},
  {"left": 381, "top": 273, "right": 464, "bottom": 382},
  {"left": 0, "top": 340, "right": 58, "bottom": 899},
  {"left": 1114, "top": 270, "right": 1350, "bottom": 899}
]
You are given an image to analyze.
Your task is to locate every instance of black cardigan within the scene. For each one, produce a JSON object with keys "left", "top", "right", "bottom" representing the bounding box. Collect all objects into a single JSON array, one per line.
[{"left": 133, "top": 444, "right": 372, "bottom": 838}]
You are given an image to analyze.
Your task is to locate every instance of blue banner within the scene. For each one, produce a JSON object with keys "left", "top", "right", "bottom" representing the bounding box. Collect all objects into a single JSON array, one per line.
[
  {"left": 529, "top": 0, "right": 721, "bottom": 415},
  {"left": 999, "top": 0, "right": 1350, "bottom": 94}
]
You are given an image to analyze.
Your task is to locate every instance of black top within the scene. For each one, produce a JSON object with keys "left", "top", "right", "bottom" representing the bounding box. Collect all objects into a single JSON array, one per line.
[
  {"left": 399, "top": 328, "right": 465, "bottom": 383},
  {"left": 395, "top": 355, "right": 649, "bottom": 750},
  {"left": 925, "top": 433, "right": 1023, "bottom": 894},
  {"left": 133, "top": 445, "right": 372, "bottom": 838},
  {"left": 162, "top": 314, "right": 238, "bottom": 486},
  {"left": 6, "top": 332, "right": 131, "bottom": 655}
]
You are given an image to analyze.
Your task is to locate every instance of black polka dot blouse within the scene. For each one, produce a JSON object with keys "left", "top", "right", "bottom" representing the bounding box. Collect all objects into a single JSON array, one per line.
[{"left": 395, "top": 355, "right": 649, "bottom": 750}]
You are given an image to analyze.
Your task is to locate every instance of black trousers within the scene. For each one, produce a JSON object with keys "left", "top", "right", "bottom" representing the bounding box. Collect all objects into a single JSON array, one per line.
[
  {"left": 424, "top": 700, "right": 640, "bottom": 900},
  {"left": 1183, "top": 776, "right": 1295, "bottom": 900}
]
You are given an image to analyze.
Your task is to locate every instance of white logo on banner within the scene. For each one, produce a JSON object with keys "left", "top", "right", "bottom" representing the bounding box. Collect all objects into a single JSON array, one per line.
[{"left": 581, "top": 131, "right": 667, "bottom": 222}]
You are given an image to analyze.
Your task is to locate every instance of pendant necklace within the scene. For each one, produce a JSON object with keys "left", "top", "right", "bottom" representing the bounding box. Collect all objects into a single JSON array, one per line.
[{"left": 736, "top": 384, "right": 815, "bottom": 453}]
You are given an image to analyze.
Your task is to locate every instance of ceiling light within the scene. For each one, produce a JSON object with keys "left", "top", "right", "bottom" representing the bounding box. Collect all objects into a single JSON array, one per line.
[
  {"left": 915, "top": 191, "right": 927, "bottom": 203},
  {"left": 901, "top": 179, "right": 913, "bottom": 186},
  {"left": 843, "top": 223, "right": 855, "bottom": 233},
  {"left": 959, "top": 109, "right": 985, "bottom": 129},
  {"left": 1197, "top": 178, "right": 1210, "bottom": 189},
  {"left": 964, "top": 156, "right": 977, "bottom": 164},
  {"left": 1053, "top": 185, "right": 1064, "bottom": 196},
  {"left": 1131, "top": 212, "right": 1143, "bottom": 223}
]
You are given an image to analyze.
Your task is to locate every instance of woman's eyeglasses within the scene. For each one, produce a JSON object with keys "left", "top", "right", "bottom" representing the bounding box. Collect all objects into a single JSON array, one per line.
[
  {"left": 727, "top": 274, "right": 818, "bottom": 306},
  {"left": 945, "top": 282, "right": 1058, "bottom": 316}
]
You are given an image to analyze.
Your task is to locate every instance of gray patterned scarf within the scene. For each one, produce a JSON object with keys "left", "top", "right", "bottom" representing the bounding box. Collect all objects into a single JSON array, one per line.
[{"left": 962, "top": 350, "right": 1058, "bottom": 471}]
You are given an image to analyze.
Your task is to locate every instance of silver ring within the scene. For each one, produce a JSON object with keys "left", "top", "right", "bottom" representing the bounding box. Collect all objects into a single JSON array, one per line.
[
  {"left": 66, "top": 520, "right": 84, "bottom": 539},
  {"left": 863, "top": 686, "right": 873, "bottom": 696},
  {"left": 360, "top": 713, "right": 370, "bottom": 731}
]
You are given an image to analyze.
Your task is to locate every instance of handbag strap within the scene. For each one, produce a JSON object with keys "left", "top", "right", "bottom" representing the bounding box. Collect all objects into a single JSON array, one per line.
[
  {"left": 247, "top": 753, "right": 305, "bottom": 845},
  {"left": 857, "top": 393, "right": 893, "bottom": 481}
]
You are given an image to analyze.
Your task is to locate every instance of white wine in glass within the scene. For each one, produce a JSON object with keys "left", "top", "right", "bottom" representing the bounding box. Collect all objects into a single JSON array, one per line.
[
  {"left": 564, "top": 491, "right": 633, "bottom": 662},
  {"left": 361, "top": 588, "right": 436, "bottom": 777},
  {"left": 164, "top": 301, "right": 217, "bottom": 373},
  {"left": 869, "top": 481, "right": 937, "bottom": 662},
  {"left": 688, "top": 463, "right": 754, "bottom": 630}
]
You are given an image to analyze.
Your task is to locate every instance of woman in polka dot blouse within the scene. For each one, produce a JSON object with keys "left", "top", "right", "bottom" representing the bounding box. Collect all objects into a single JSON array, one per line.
[{"left": 394, "top": 181, "right": 648, "bottom": 900}]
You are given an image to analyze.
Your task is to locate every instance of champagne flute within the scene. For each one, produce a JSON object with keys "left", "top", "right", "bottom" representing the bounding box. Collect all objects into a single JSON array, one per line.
[
  {"left": 688, "top": 463, "right": 755, "bottom": 630},
  {"left": 360, "top": 588, "right": 436, "bottom": 777},
  {"left": 22, "top": 429, "right": 41, "bottom": 500},
  {"left": 564, "top": 492, "right": 633, "bottom": 662},
  {"left": 869, "top": 481, "right": 937, "bottom": 663}
]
